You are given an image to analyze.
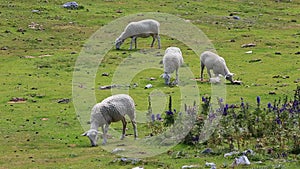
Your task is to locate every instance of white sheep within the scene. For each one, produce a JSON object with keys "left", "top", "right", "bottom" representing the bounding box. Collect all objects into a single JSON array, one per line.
[
  {"left": 115, "top": 19, "right": 161, "bottom": 50},
  {"left": 200, "top": 51, "right": 234, "bottom": 83},
  {"left": 161, "top": 47, "right": 184, "bottom": 85},
  {"left": 82, "top": 94, "right": 138, "bottom": 146}
]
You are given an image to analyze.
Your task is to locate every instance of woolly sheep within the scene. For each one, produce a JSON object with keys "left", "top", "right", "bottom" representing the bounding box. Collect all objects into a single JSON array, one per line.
[
  {"left": 115, "top": 19, "right": 161, "bottom": 50},
  {"left": 161, "top": 47, "right": 184, "bottom": 85},
  {"left": 200, "top": 51, "right": 234, "bottom": 83},
  {"left": 82, "top": 94, "right": 138, "bottom": 146}
]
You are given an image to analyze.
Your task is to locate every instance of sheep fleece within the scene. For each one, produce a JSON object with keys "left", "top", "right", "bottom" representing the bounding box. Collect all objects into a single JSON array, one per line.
[
  {"left": 90, "top": 94, "right": 135, "bottom": 125},
  {"left": 118, "top": 19, "right": 160, "bottom": 40}
]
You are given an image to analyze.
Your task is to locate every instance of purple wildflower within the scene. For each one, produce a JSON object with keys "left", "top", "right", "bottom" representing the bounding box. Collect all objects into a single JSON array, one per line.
[
  {"left": 219, "top": 98, "right": 223, "bottom": 103},
  {"left": 241, "top": 101, "right": 245, "bottom": 108},
  {"left": 202, "top": 96, "right": 206, "bottom": 102},
  {"left": 166, "top": 110, "right": 173, "bottom": 116},
  {"left": 192, "top": 136, "right": 199, "bottom": 142},
  {"left": 257, "top": 96, "right": 261, "bottom": 105},
  {"left": 156, "top": 114, "right": 162, "bottom": 121},
  {"left": 223, "top": 104, "right": 229, "bottom": 116},
  {"left": 151, "top": 114, "right": 155, "bottom": 122},
  {"left": 267, "top": 102, "right": 272, "bottom": 109},
  {"left": 275, "top": 117, "right": 282, "bottom": 125}
]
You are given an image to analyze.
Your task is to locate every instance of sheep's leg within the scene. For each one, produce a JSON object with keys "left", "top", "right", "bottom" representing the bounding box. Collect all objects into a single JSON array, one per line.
[
  {"left": 157, "top": 35, "right": 161, "bottom": 49},
  {"left": 174, "top": 69, "right": 179, "bottom": 85},
  {"left": 207, "top": 68, "right": 212, "bottom": 78},
  {"left": 131, "top": 120, "right": 138, "bottom": 139},
  {"left": 120, "top": 117, "right": 127, "bottom": 140},
  {"left": 129, "top": 37, "right": 134, "bottom": 50},
  {"left": 102, "top": 124, "right": 109, "bottom": 145},
  {"left": 134, "top": 37, "right": 137, "bottom": 49},
  {"left": 200, "top": 63, "right": 205, "bottom": 80},
  {"left": 150, "top": 35, "right": 155, "bottom": 48}
]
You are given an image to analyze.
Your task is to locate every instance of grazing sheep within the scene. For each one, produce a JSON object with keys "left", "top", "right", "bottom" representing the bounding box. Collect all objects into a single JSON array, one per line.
[
  {"left": 82, "top": 94, "right": 138, "bottom": 146},
  {"left": 115, "top": 19, "right": 161, "bottom": 50},
  {"left": 161, "top": 47, "right": 184, "bottom": 85},
  {"left": 200, "top": 51, "right": 234, "bottom": 83}
]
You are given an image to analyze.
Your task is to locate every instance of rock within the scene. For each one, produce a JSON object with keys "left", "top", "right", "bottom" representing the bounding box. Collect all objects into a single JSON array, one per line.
[
  {"left": 201, "top": 148, "right": 213, "bottom": 154},
  {"left": 1, "top": 46, "right": 8, "bottom": 50},
  {"left": 232, "top": 80, "right": 242, "bottom": 85},
  {"left": 275, "top": 52, "right": 281, "bottom": 55},
  {"left": 243, "top": 149, "right": 254, "bottom": 155},
  {"left": 291, "top": 19, "right": 297, "bottom": 22},
  {"left": 205, "top": 162, "right": 216, "bottom": 169},
  {"left": 100, "top": 85, "right": 116, "bottom": 90},
  {"left": 233, "top": 16, "right": 240, "bottom": 20},
  {"left": 245, "top": 50, "right": 253, "bottom": 54},
  {"left": 31, "top": 9, "right": 40, "bottom": 13},
  {"left": 269, "top": 91, "right": 276, "bottom": 95},
  {"left": 149, "top": 77, "right": 156, "bottom": 81},
  {"left": 111, "top": 148, "right": 125, "bottom": 153},
  {"left": 62, "top": 1, "right": 79, "bottom": 9},
  {"left": 249, "top": 58, "right": 261, "bottom": 63},
  {"left": 230, "top": 155, "right": 250, "bottom": 168},
  {"left": 294, "top": 78, "right": 300, "bottom": 83},
  {"left": 116, "top": 9, "right": 122, "bottom": 13},
  {"left": 57, "top": 98, "right": 71, "bottom": 103},
  {"left": 144, "top": 84, "right": 152, "bottom": 89},
  {"left": 8, "top": 97, "right": 26, "bottom": 103},
  {"left": 181, "top": 165, "right": 199, "bottom": 169},
  {"left": 132, "top": 167, "right": 144, "bottom": 169},
  {"left": 224, "top": 151, "right": 239, "bottom": 157},
  {"left": 241, "top": 43, "right": 256, "bottom": 48},
  {"left": 17, "top": 28, "right": 26, "bottom": 33}
]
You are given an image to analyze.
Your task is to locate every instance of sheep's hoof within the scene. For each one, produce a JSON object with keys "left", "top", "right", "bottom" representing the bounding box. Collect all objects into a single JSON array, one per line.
[{"left": 232, "top": 80, "right": 242, "bottom": 85}]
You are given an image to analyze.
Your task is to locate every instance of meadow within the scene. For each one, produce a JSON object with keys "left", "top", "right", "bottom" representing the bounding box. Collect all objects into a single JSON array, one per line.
[{"left": 0, "top": 0, "right": 299, "bottom": 168}]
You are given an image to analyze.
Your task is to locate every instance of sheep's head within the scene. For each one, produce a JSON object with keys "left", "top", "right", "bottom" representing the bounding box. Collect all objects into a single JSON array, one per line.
[
  {"left": 82, "top": 129, "right": 98, "bottom": 147},
  {"left": 225, "top": 73, "right": 234, "bottom": 83},
  {"left": 115, "top": 38, "right": 124, "bottom": 50},
  {"left": 161, "top": 73, "right": 171, "bottom": 85}
]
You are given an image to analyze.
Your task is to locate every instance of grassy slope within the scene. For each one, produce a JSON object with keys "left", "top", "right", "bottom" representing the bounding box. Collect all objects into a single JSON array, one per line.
[{"left": 0, "top": 0, "right": 299, "bottom": 168}]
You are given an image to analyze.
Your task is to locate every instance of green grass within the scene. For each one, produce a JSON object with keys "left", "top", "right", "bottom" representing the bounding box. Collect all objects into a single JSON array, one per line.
[{"left": 0, "top": 0, "right": 300, "bottom": 168}]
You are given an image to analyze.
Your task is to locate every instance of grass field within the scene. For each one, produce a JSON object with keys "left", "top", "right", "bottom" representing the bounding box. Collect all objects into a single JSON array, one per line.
[{"left": 0, "top": 0, "right": 300, "bottom": 168}]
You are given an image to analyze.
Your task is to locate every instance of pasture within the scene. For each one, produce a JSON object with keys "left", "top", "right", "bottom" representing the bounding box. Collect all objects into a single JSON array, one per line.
[{"left": 0, "top": 0, "right": 299, "bottom": 168}]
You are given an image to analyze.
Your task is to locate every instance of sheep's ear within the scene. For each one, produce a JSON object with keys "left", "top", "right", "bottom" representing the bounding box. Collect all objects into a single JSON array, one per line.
[{"left": 82, "top": 132, "right": 88, "bottom": 136}]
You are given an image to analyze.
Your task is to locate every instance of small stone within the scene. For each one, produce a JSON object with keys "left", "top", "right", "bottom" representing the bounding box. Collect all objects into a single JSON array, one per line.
[
  {"left": 249, "top": 58, "right": 261, "bottom": 63},
  {"left": 116, "top": 9, "right": 122, "bottom": 13},
  {"left": 241, "top": 43, "right": 256, "bottom": 48},
  {"left": 275, "top": 52, "right": 281, "bottom": 55},
  {"left": 1, "top": 46, "right": 8, "bottom": 50},
  {"left": 269, "top": 91, "right": 276, "bottom": 95}
]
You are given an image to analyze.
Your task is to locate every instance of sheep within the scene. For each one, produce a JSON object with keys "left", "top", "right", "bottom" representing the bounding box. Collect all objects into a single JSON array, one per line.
[
  {"left": 82, "top": 94, "right": 138, "bottom": 146},
  {"left": 115, "top": 19, "right": 161, "bottom": 50},
  {"left": 161, "top": 47, "right": 184, "bottom": 85},
  {"left": 200, "top": 51, "right": 234, "bottom": 83}
]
